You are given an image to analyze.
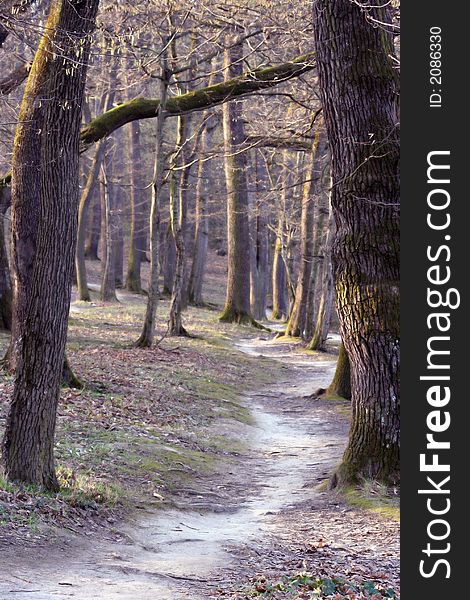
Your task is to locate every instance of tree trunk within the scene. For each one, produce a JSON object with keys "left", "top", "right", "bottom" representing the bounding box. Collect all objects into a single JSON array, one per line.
[
  {"left": 271, "top": 209, "right": 289, "bottom": 320},
  {"left": 125, "top": 116, "right": 147, "bottom": 292},
  {"left": 0, "top": 187, "right": 11, "bottom": 330},
  {"left": 76, "top": 58, "right": 117, "bottom": 301},
  {"left": 2, "top": 0, "right": 99, "bottom": 490},
  {"left": 313, "top": 0, "right": 400, "bottom": 485},
  {"left": 100, "top": 153, "right": 118, "bottom": 302},
  {"left": 168, "top": 116, "right": 189, "bottom": 336},
  {"left": 135, "top": 71, "right": 168, "bottom": 347},
  {"left": 187, "top": 112, "right": 216, "bottom": 306},
  {"left": 305, "top": 162, "right": 330, "bottom": 340},
  {"left": 219, "top": 37, "right": 253, "bottom": 325},
  {"left": 285, "top": 133, "right": 322, "bottom": 338},
  {"left": 327, "top": 342, "right": 351, "bottom": 400},
  {"left": 114, "top": 186, "right": 124, "bottom": 289},
  {"left": 250, "top": 153, "right": 269, "bottom": 321},
  {"left": 76, "top": 140, "right": 106, "bottom": 301},
  {"left": 84, "top": 187, "right": 101, "bottom": 259},
  {"left": 308, "top": 200, "right": 335, "bottom": 351},
  {"left": 162, "top": 222, "right": 176, "bottom": 295}
]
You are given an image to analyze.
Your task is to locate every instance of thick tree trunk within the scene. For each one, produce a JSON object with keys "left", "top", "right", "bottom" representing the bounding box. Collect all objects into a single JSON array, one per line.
[
  {"left": 219, "top": 37, "right": 253, "bottom": 325},
  {"left": 327, "top": 342, "right": 351, "bottom": 400},
  {"left": 2, "top": 0, "right": 99, "bottom": 490},
  {"left": 135, "top": 73, "right": 168, "bottom": 347},
  {"left": 313, "top": 0, "right": 400, "bottom": 485}
]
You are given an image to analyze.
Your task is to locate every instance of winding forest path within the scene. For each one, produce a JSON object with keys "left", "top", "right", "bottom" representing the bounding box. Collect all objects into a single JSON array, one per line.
[{"left": 0, "top": 335, "right": 398, "bottom": 599}]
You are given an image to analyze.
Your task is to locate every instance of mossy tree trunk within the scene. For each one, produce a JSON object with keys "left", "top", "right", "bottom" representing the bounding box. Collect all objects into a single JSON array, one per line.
[
  {"left": 219, "top": 36, "right": 253, "bottom": 325},
  {"left": 2, "top": 0, "right": 99, "bottom": 490},
  {"left": 313, "top": 0, "right": 400, "bottom": 485},
  {"left": 327, "top": 342, "right": 351, "bottom": 400},
  {"left": 79, "top": 53, "right": 316, "bottom": 149}
]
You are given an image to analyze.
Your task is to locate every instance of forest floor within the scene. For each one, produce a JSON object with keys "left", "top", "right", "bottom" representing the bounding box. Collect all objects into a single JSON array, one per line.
[{"left": 0, "top": 255, "right": 399, "bottom": 599}]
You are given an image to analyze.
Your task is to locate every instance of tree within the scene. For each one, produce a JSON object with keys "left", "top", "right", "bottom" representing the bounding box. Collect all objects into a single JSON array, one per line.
[
  {"left": 308, "top": 196, "right": 335, "bottom": 351},
  {"left": 168, "top": 114, "right": 190, "bottom": 336},
  {"left": 2, "top": 0, "right": 100, "bottom": 490},
  {"left": 285, "top": 130, "right": 323, "bottom": 338},
  {"left": 326, "top": 343, "right": 351, "bottom": 400},
  {"left": 219, "top": 35, "right": 253, "bottom": 324},
  {"left": 135, "top": 70, "right": 168, "bottom": 347},
  {"left": 0, "top": 185, "right": 11, "bottom": 330},
  {"left": 313, "top": 0, "right": 400, "bottom": 485}
]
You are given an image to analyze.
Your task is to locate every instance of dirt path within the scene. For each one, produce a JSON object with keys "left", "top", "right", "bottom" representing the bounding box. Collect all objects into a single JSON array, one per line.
[{"left": 0, "top": 335, "right": 398, "bottom": 599}]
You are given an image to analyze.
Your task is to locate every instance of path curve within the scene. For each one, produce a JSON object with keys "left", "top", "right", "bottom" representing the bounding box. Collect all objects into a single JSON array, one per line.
[{"left": 0, "top": 335, "right": 350, "bottom": 600}]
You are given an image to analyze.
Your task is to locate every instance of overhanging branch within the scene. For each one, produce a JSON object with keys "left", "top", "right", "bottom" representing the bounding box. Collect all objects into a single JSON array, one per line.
[{"left": 80, "top": 52, "right": 315, "bottom": 148}]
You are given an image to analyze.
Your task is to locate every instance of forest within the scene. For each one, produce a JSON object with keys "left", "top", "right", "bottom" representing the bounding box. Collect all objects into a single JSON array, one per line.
[{"left": 0, "top": 1, "right": 400, "bottom": 598}]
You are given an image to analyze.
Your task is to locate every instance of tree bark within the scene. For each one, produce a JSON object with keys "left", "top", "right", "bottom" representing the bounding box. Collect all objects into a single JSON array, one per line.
[
  {"left": 168, "top": 116, "right": 190, "bottom": 336},
  {"left": 187, "top": 112, "right": 217, "bottom": 306},
  {"left": 271, "top": 206, "right": 289, "bottom": 320},
  {"left": 313, "top": 0, "right": 400, "bottom": 485},
  {"left": 135, "top": 71, "right": 168, "bottom": 347},
  {"left": 162, "top": 222, "right": 176, "bottom": 295},
  {"left": 84, "top": 187, "right": 101, "bottom": 259},
  {"left": 76, "top": 56, "right": 118, "bottom": 300},
  {"left": 305, "top": 162, "right": 330, "bottom": 340},
  {"left": 0, "top": 187, "right": 11, "bottom": 330},
  {"left": 2, "top": 0, "right": 99, "bottom": 490},
  {"left": 327, "top": 342, "right": 351, "bottom": 400},
  {"left": 285, "top": 131, "right": 322, "bottom": 338},
  {"left": 100, "top": 152, "right": 118, "bottom": 302},
  {"left": 250, "top": 152, "right": 269, "bottom": 321},
  {"left": 219, "top": 37, "right": 253, "bottom": 325},
  {"left": 125, "top": 116, "right": 147, "bottom": 292},
  {"left": 308, "top": 199, "right": 335, "bottom": 351},
  {"left": 76, "top": 140, "right": 106, "bottom": 301}
]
